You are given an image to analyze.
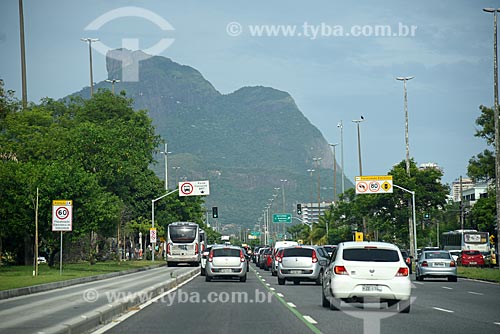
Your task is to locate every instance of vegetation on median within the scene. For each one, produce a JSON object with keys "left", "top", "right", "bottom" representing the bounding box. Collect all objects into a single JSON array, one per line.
[
  {"left": 0, "top": 260, "right": 164, "bottom": 291},
  {"left": 458, "top": 266, "right": 500, "bottom": 283}
]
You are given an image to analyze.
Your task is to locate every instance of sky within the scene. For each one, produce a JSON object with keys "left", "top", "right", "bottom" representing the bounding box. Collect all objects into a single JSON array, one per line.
[{"left": 0, "top": 0, "right": 496, "bottom": 186}]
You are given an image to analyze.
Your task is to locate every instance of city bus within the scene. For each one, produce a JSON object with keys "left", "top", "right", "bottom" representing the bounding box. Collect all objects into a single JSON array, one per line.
[
  {"left": 441, "top": 229, "right": 490, "bottom": 254},
  {"left": 166, "top": 222, "right": 201, "bottom": 266}
]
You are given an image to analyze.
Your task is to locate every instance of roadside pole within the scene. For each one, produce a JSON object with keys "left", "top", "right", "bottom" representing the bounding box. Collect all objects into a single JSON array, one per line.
[
  {"left": 393, "top": 184, "right": 417, "bottom": 259},
  {"left": 151, "top": 188, "right": 178, "bottom": 262}
]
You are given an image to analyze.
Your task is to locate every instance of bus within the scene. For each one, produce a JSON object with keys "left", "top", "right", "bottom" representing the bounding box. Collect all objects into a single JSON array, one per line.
[
  {"left": 199, "top": 229, "right": 206, "bottom": 253},
  {"left": 166, "top": 222, "right": 201, "bottom": 267},
  {"left": 440, "top": 229, "right": 490, "bottom": 255}
]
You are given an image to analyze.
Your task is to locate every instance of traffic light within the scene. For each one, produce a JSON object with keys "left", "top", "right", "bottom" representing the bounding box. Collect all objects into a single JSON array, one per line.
[
  {"left": 296, "top": 203, "right": 302, "bottom": 215},
  {"left": 212, "top": 206, "right": 218, "bottom": 218},
  {"left": 424, "top": 213, "right": 430, "bottom": 220}
]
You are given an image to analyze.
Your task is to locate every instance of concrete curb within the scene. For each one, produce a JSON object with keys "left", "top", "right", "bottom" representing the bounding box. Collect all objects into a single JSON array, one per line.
[
  {"left": 0, "top": 263, "right": 167, "bottom": 300},
  {"left": 40, "top": 267, "right": 199, "bottom": 334}
]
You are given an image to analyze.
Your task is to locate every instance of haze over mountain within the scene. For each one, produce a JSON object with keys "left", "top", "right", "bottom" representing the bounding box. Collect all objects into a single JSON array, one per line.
[{"left": 77, "top": 49, "right": 353, "bottom": 233}]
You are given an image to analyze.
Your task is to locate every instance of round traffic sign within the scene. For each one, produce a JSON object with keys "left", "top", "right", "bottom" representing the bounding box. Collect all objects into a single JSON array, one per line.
[
  {"left": 55, "top": 207, "right": 70, "bottom": 220},
  {"left": 369, "top": 181, "right": 380, "bottom": 192},
  {"left": 180, "top": 182, "right": 194, "bottom": 195},
  {"left": 356, "top": 181, "right": 368, "bottom": 193}
]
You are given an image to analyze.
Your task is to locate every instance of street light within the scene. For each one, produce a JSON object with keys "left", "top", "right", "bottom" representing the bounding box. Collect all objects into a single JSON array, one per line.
[
  {"left": 337, "top": 121, "right": 345, "bottom": 194},
  {"left": 396, "top": 76, "right": 415, "bottom": 176},
  {"left": 312, "top": 158, "right": 322, "bottom": 224},
  {"left": 396, "top": 76, "right": 415, "bottom": 264},
  {"left": 329, "top": 143, "right": 338, "bottom": 203},
  {"left": 483, "top": 8, "right": 500, "bottom": 265},
  {"left": 307, "top": 169, "right": 315, "bottom": 207},
  {"left": 352, "top": 117, "right": 364, "bottom": 176},
  {"left": 18, "top": 0, "right": 27, "bottom": 108},
  {"left": 172, "top": 166, "right": 180, "bottom": 185},
  {"left": 105, "top": 79, "right": 120, "bottom": 94},
  {"left": 81, "top": 38, "right": 99, "bottom": 97},
  {"left": 160, "top": 143, "right": 172, "bottom": 190}
]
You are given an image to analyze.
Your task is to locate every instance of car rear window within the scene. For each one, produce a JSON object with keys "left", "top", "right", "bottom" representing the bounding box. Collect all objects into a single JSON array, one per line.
[
  {"left": 463, "top": 250, "right": 481, "bottom": 256},
  {"left": 342, "top": 248, "right": 399, "bottom": 262},
  {"left": 283, "top": 248, "right": 313, "bottom": 258},
  {"left": 212, "top": 248, "right": 241, "bottom": 257},
  {"left": 424, "top": 252, "right": 451, "bottom": 259}
]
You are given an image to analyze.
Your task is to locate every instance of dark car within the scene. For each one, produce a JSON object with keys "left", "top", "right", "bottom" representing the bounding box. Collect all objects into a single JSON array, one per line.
[{"left": 400, "top": 250, "right": 413, "bottom": 274}]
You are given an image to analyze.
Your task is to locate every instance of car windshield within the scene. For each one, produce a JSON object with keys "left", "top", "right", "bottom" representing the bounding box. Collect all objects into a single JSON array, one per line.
[
  {"left": 169, "top": 226, "right": 197, "bottom": 243},
  {"left": 212, "top": 248, "right": 241, "bottom": 257},
  {"left": 283, "top": 248, "right": 313, "bottom": 257},
  {"left": 343, "top": 248, "right": 399, "bottom": 262},
  {"left": 424, "top": 252, "right": 451, "bottom": 259}
]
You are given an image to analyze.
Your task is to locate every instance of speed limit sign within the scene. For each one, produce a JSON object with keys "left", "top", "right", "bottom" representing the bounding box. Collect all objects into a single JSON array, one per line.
[{"left": 52, "top": 200, "right": 73, "bottom": 231}]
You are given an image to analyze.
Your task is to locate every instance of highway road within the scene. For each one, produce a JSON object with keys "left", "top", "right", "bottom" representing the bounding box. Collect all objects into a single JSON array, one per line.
[
  {"left": 0, "top": 265, "right": 198, "bottom": 334},
  {"left": 98, "top": 263, "right": 500, "bottom": 334}
]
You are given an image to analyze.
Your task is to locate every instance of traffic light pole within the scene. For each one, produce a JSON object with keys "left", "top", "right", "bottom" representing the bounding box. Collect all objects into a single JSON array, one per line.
[{"left": 151, "top": 188, "right": 178, "bottom": 262}]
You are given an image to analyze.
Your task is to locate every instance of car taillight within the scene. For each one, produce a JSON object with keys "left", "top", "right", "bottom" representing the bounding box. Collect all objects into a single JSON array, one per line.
[
  {"left": 450, "top": 261, "right": 456, "bottom": 267},
  {"left": 208, "top": 250, "right": 214, "bottom": 262},
  {"left": 422, "top": 261, "right": 428, "bottom": 267},
  {"left": 312, "top": 250, "right": 318, "bottom": 263},
  {"left": 195, "top": 243, "right": 199, "bottom": 255},
  {"left": 240, "top": 250, "right": 246, "bottom": 263},
  {"left": 167, "top": 243, "right": 171, "bottom": 255},
  {"left": 334, "top": 265, "right": 348, "bottom": 275},
  {"left": 396, "top": 267, "right": 409, "bottom": 277}
]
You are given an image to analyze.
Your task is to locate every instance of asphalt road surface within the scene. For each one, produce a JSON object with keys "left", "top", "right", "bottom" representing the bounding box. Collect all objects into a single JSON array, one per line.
[{"left": 97, "top": 263, "right": 500, "bottom": 334}]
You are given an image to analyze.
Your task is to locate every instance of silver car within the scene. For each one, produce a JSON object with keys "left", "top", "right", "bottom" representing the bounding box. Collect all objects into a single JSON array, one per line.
[
  {"left": 415, "top": 250, "right": 457, "bottom": 282},
  {"left": 277, "top": 246, "right": 327, "bottom": 285},
  {"left": 205, "top": 245, "right": 248, "bottom": 282}
]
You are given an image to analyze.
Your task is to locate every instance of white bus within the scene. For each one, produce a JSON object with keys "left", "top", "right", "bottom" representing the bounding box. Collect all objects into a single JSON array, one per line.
[
  {"left": 166, "top": 222, "right": 200, "bottom": 266},
  {"left": 441, "top": 229, "right": 490, "bottom": 255}
]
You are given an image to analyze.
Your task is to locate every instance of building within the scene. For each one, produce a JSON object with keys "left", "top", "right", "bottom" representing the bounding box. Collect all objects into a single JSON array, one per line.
[
  {"left": 461, "top": 182, "right": 490, "bottom": 207},
  {"left": 299, "top": 202, "right": 333, "bottom": 224},
  {"left": 451, "top": 177, "right": 475, "bottom": 202}
]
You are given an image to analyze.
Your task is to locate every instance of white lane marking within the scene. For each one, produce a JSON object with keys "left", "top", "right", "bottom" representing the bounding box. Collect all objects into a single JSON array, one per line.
[
  {"left": 277, "top": 293, "right": 284, "bottom": 298},
  {"left": 303, "top": 315, "right": 318, "bottom": 324},
  {"left": 287, "top": 302, "right": 296, "bottom": 308},
  {"left": 92, "top": 272, "right": 199, "bottom": 334},
  {"left": 262, "top": 279, "right": 266, "bottom": 282},
  {"left": 433, "top": 307, "right": 454, "bottom": 313},
  {"left": 442, "top": 286, "right": 453, "bottom": 290},
  {"left": 467, "top": 291, "right": 483, "bottom": 296},
  {"left": 413, "top": 281, "right": 424, "bottom": 285},
  {"left": 494, "top": 322, "right": 500, "bottom": 326},
  {"left": 270, "top": 287, "right": 276, "bottom": 291}
]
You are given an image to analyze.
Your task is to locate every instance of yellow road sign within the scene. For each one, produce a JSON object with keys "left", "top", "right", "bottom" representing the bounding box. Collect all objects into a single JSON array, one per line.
[
  {"left": 355, "top": 175, "right": 393, "bottom": 194},
  {"left": 355, "top": 232, "right": 364, "bottom": 242}
]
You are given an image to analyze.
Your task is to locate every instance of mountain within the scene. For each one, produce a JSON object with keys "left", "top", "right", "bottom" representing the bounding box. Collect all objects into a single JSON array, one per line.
[{"left": 81, "top": 49, "right": 353, "bottom": 233}]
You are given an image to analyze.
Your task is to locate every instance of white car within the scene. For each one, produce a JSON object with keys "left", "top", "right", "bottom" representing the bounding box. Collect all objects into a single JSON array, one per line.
[{"left": 322, "top": 241, "right": 412, "bottom": 313}]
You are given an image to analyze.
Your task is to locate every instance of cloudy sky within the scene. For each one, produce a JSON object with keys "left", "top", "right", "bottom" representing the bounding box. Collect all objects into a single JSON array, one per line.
[{"left": 0, "top": 0, "right": 495, "bottom": 186}]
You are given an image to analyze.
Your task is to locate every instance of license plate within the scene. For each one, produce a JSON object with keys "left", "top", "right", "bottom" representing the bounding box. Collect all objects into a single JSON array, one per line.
[
  {"left": 434, "top": 262, "right": 444, "bottom": 267},
  {"left": 362, "top": 285, "right": 382, "bottom": 292},
  {"left": 290, "top": 270, "right": 302, "bottom": 274},
  {"left": 470, "top": 262, "right": 477, "bottom": 265},
  {"left": 221, "top": 269, "right": 232, "bottom": 273}
]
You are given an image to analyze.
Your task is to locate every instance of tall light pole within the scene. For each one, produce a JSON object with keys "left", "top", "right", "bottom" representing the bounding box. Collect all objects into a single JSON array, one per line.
[
  {"left": 352, "top": 117, "right": 364, "bottom": 176},
  {"left": 81, "top": 38, "right": 99, "bottom": 97},
  {"left": 329, "top": 143, "right": 338, "bottom": 204},
  {"left": 18, "top": 0, "right": 27, "bottom": 108},
  {"left": 396, "top": 76, "right": 415, "bottom": 257},
  {"left": 160, "top": 143, "right": 171, "bottom": 190},
  {"left": 307, "top": 169, "right": 315, "bottom": 206},
  {"left": 172, "top": 166, "right": 180, "bottom": 185},
  {"left": 105, "top": 79, "right": 120, "bottom": 94},
  {"left": 484, "top": 8, "right": 500, "bottom": 265},
  {"left": 337, "top": 121, "right": 345, "bottom": 195},
  {"left": 396, "top": 76, "right": 415, "bottom": 175},
  {"left": 313, "top": 157, "right": 322, "bottom": 225}
]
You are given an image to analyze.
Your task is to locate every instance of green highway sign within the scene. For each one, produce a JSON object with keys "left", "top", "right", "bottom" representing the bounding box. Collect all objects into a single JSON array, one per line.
[
  {"left": 251, "top": 231, "right": 261, "bottom": 236},
  {"left": 273, "top": 213, "right": 292, "bottom": 224}
]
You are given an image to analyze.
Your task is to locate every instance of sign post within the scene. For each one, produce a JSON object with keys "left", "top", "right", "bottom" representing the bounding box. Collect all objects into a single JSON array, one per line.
[
  {"left": 355, "top": 175, "right": 393, "bottom": 194},
  {"left": 52, "top": 200, "right": 72, "bottom": 275}
]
